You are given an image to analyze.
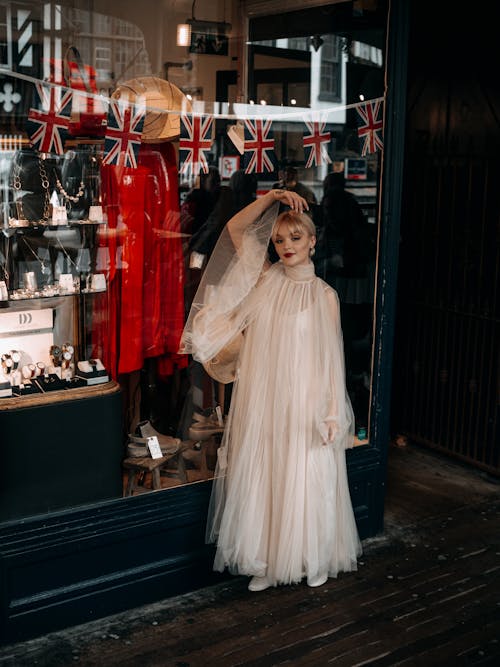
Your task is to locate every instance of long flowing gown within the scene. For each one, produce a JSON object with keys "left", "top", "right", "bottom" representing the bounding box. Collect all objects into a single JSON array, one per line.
[{"left": 206, "top": 261, "right": 362, "bottom": 585}]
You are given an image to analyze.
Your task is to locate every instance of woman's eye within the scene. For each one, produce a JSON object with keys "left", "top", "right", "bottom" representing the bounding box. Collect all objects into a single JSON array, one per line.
[
  {"left": 275, "top": 239, "right": 283, "bottom": 244},
  {"left": 292, "top": 236, "right": 301, "bottom": 241}
]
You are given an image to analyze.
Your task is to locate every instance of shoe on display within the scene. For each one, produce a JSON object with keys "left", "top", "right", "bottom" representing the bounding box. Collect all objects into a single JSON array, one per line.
[
  {"left": 127, "top": 421, "right": 182, "bottom": 458},
  {"left": 188, "top": 422, "right": 224, "bottom": 441},
  {"left": 192, "top": 409, "right": 225, "bottom": 426}
]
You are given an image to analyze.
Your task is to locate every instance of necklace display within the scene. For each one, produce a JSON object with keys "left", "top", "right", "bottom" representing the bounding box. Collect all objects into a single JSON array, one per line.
[
  {"left": 54, "top": 175, "right": 85, "bottom": 205},
  {"left": 10, "top": 151, "right": 89, "bottom": 225},
  {"left": 11, "top": 153, "right": 51, "bottom": 225},
  {"left": 21, "top": 236, "right": 52, "bottom": 276}
]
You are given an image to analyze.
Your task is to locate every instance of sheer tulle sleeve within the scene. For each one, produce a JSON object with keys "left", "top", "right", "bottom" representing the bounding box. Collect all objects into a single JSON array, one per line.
[
  {"left": 317, "top": 286, "right": 355, "bottom": 449},
  {"left": 179, "top": 201, "right": 280, "bottom": 363}
]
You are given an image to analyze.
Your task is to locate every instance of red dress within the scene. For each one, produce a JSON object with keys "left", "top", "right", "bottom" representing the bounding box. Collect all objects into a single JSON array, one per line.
[{"left": 93, "top": 142, "right": 187, "bottom": 378}]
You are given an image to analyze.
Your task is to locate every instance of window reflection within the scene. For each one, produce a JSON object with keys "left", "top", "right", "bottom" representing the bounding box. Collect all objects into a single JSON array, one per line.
[{"left": 0, "top": 1, "right": 385, "bottom": 517}]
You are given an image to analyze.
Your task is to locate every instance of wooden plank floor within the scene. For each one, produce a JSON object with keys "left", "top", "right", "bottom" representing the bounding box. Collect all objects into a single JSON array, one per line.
[{"left": 1, "top": 443, "right": 499, "bottom": 666}]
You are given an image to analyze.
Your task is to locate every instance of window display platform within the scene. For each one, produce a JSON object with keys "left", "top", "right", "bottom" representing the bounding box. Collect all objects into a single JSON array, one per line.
[{"left": 0, "top": 380, "right": 123, "bottom": 522}]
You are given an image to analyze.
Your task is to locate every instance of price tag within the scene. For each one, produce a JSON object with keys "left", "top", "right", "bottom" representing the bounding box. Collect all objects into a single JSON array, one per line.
[
  {"left": 189, "top": 251, "right": 205, "bottom": 269},
  {"left": 52, "top": 205, "right": 68, "bottom": 224},
  {"left": 91, "top": 273, "right": 106, "bottom": 291},
  {"left": 59, "top": 273, "right": 74, "bottom": 292},
  {"left": 215, "top": 405, "right": 224, "bottom": 426},
  {"left": 147, "top": 436, "right": 163, "bottom": 459},
  {"left": 88, "top": 205, "right": 103, "bottom": 222}
]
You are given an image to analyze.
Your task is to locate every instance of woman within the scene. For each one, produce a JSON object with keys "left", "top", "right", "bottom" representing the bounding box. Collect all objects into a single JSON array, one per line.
[{"left": 180, "top": 189, "right": 361, "bottom": 591}]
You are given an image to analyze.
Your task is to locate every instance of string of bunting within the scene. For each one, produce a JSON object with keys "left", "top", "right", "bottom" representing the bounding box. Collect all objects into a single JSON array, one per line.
[{"left": 24, "top": 79, "right": 384, "bottom": 171}]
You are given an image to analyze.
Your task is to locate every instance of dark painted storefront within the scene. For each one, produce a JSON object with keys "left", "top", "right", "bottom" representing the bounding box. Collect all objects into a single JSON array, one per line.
[{"left": 0, "top": 0, "right": 415, "bottom": 644}]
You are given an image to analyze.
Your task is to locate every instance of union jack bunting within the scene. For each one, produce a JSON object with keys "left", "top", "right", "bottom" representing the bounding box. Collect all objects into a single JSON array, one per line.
[
  {"left": 356, "top": 99, "right": 384, "bottom": 156},
  {"left": 26, "top": 83, "right": 72, "bottom": 155},
  {"left": 179, "top": 114, "right": 214, "bottom": 176},
  {"left": 102, "top": 99, "right": 145, "bottom": 168},
  {"left": 302, "top": 120, "right": 332, "bottom": 168},
  {"left": 243, "top": 119, "right": 276, "bottom": 174}
]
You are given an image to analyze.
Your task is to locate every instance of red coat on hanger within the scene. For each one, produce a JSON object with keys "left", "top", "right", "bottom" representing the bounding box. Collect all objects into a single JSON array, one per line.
[{"left": 94, "top": 142, "right": 186, "bottom": 378}]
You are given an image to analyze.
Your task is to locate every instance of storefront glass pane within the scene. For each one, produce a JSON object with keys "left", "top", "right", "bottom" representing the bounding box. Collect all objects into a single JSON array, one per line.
[{"left": 0, "top": 0, "right": 387, "bottom": 520}]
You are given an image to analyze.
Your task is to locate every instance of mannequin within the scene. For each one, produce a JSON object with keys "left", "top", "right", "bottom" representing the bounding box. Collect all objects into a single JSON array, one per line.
[{"left": 93, "top": 77, "right": 190, "bottom": 434}]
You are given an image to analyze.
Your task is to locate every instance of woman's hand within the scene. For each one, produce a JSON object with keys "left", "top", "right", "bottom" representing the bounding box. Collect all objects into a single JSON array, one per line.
[
  {"left": 227, "top": 188, "right": 309, "bottom": 252},
  {"left": 320, "top": 419, "right": 339, "bottom": 445},
  {"left": 270, "top": 189, "right": 309, "bottom": 213}
]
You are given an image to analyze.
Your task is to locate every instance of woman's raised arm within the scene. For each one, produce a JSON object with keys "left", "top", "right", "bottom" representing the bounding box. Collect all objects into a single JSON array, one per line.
[{"left": 227, "top": 189, "right": 309, "bottom": 251}]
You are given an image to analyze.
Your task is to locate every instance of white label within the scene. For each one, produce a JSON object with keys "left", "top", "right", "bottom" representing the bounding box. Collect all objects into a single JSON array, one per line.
[
  {"left": 59, "top": 274, "right": 74, "bottom": 292},
  {"left": 88, "top": 205, "right": 103, "bottom": 221},
  {"left": 52, "top": 206, "right": 68, "bottom": 224},
  {"left": 189, "top": 251, "right": 205, "bottom": 269},
  {"left": 215, "top": 405, "right": 224, "bottom": 426},
  {"left": 0, "top": 308, "right": 53, "bottom": 335},
  {"left": 23, "top": 271, "right": 37, "bottom": 291},
  {"left": 147, "top": 436, "right": 163, "bottom": 459},
  {"left": 91, "top": 273, "right": 106, "bottom": 291}
]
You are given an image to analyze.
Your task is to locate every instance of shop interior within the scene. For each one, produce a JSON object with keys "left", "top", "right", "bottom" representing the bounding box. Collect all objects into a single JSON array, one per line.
[{"left": 0, "top": 0, "right": 386, "bottom": 512}]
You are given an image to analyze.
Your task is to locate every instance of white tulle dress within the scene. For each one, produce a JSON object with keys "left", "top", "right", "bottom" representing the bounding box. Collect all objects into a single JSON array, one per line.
[{"left": 180, "top": 204, "right": 362, "bottom": 587}]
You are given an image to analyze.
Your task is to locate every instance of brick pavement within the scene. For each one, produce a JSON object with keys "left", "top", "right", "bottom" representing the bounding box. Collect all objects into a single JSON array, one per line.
[{"left": 0, "top": 444, "right": 499, "bottom": 666}]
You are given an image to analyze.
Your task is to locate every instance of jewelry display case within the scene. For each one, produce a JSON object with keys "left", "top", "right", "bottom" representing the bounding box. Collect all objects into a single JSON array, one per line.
[
  {"left": 0, "top": 143, "right": 110, "bottom": 396},
  {"left": 0, "top": 143, "right": 123, "bottom": 522}
]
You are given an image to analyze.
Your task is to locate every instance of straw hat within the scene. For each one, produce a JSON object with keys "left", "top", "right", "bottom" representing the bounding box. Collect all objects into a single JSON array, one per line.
[
  {"left": 111, "top": 76, "right": 191, "bottom": 143},
  {"left": 202, "top": 332, "right": 243, "bottom": 384}
]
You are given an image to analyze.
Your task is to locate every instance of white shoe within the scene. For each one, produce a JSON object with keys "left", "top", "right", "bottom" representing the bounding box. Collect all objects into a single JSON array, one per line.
[
  {"left": 307, "top": 573, "right": 328, "bottom": 588},
  {"left": 248, "top": 575, "right": 270, "bottom": 592}
]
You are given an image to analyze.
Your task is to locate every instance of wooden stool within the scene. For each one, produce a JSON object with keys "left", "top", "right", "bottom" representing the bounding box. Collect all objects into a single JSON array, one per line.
[
  {"left": 123, "top": 451, "right": 188, "bottom": 496},
  {"left": 159, "top": 450, "right": 188, "bottom": 484}
]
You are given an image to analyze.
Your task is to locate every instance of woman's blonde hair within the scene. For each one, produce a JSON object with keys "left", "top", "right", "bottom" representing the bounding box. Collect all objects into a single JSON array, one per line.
[{"left": 271, "top": 210, "right": 316, "bottom": 241}]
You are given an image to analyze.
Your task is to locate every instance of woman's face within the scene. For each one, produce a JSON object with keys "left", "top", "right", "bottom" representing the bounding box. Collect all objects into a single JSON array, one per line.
[{"left": 273, "top": 222, "right": 315, "bottom": 267}]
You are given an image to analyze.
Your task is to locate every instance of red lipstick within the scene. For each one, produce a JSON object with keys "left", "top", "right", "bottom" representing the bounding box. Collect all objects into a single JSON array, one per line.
[{"left": 284, "top": 253, "right": 294, "bottom": 257}]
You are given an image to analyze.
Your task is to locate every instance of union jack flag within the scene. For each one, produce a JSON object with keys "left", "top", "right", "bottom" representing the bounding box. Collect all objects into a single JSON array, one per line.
[
  {"left": 356, "top": 99, "right": 384, "bottom": 156},
  {"left": 179, "top": 114, "right": 214, "bottom": 176},
  {"left": 102, "top": 99, "right": 145, "bottom": 168},
  {"left": 26, "top": 83, "right": 72, "bottom": 155},
  {"left": 243, "top": 119, "right": 276, "bottom": 174},
  {"left": 302, "top": 120, "right": 332, "bottom": 168}
]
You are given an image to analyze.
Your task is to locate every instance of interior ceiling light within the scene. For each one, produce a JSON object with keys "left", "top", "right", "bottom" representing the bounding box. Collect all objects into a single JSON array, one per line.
[{"left": 177, "top": 23, "right": 192, "bottom": 47}]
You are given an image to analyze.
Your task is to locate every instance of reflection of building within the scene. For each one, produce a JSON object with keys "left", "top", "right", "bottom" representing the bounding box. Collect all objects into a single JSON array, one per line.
[
  {"left": 68, "top": 9, "right": 152, "bottom": 92},
  {"left": 246, "top": 30, "right": 383, "bottom": 197},
  {"left": 0, "top": 2, "right": 151, "bottom": 105}
]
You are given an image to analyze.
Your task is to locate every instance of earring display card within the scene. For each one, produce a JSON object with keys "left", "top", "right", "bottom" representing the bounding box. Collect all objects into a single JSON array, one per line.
[{"left": 51, "top": 205, "right": 68, "bottom": 224}]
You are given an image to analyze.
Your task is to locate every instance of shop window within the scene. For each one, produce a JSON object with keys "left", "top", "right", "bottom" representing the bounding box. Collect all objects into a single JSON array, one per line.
[
  {"left": 0, "top": 0, "right": 386, "bottom": 521},
  {"left": 0, "top": 5, "right": 9, "bottom": 68},
  {"left": 94, "top": 44, "right": 111, "bottom": 81},
  {"left": 318, "top": 34, "right": 342, "bottom": 102}
]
